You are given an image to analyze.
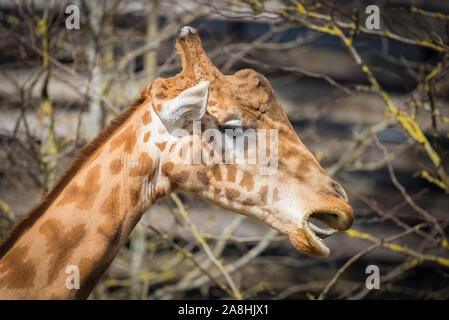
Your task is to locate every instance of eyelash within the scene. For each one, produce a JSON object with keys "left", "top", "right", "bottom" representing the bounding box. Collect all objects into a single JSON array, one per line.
[{"left": 219, "top": 124, "right": 250, "bottom": 132}]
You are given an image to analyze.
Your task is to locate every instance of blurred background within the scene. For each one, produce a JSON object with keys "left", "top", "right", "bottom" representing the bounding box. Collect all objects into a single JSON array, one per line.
[{"left": 0, "top": 0, "right": 448, "bottom": 299}]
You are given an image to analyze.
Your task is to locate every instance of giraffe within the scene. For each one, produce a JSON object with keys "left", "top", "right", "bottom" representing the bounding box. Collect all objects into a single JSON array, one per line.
[{"left": 0, "top": 26, "right": 353, "bottom": 299}]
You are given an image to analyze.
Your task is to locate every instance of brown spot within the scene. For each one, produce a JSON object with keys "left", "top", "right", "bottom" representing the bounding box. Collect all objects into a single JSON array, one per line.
[
  {"left": 295, "top": 160, "right": 312, "bottom": 180},
  {"left": 172, "top": 170, "right": 190, "bottom": 185},
  {"left": 98, "top": 185, "right": 123, "bottom": 246},
  {"left": 241, "top": 197, "right": 257, "bottom": 207},
  {"left": 155, "top": 103, "right": 162, "bottom": 112},
  {"left": 39, "top": 218, "right": 87, "bottom": 285},
  {"left": 110, "top": 126, "right": 137, "bottom": 154},
  {"left": 129, "top": 153, "right": 154, "bottom": 177},
  {"left": 169, "top": 143, "right": 176, "bottom": 152},
  {"left": 57, "top": 165, "right": 101, "bottom": 210},
  {"left": 213, "top": 187, "right": 221, "bottom": 202},
  {"left": 225, "top": 187, "right": 240, "bottom": 199},
  {"left": 226, "top": 165, "right": 237, "bottom": 183},
  {"left": 143, "top": 132, "right": 151, "bottom": 143},
  {"left": 273, "top": 187, "right": 280, "bottom": 202},
  {"left": 155, "top": 141, "right": 167, "bottom": 151},
  {"left": 0, "top": 245, "right": 36, "bottom": 289},
  {"left": 196, "top": 171, "right": 209, "bottom": 186},
  {"left": 110, "top": 159, "right": 122, "bottom": 175},
  {"left": 130, "top": 187, "right": 141, "bottom": 208},
  {"left": 211, "top": 165, "right": 222, "bottom": 181},
  {"left": 142, "top": 111, "right": 152, "bottom": 125},
  {"left": 162, "top": 162, "right": 174, "bottom": 175},
  {"left": 239, "top": 172, "right": 254, "bottom": 192},
  {"left": 282, "top": 147, "right": 301, "bottom": 159},
  {"left": 259, "top": 185, "right": 268, "bottom": 205}
]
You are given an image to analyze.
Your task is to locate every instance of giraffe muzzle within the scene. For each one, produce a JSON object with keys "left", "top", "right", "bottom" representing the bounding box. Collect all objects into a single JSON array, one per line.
[{"left": 290, "top": 202, "right": 354, "bottom": 256}]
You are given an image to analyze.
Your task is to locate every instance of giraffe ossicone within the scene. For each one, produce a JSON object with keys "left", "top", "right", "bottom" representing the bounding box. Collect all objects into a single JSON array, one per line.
[{"left": 0, "top": 26, "right": 354, "bottom": 299}]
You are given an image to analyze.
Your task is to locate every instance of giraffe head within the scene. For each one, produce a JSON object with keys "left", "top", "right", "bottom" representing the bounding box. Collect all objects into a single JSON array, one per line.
[{"left": 148, "top": 27, "right": 353, "bottom": 257}]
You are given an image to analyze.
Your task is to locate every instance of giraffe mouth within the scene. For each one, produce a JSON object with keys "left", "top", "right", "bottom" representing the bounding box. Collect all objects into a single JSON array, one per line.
[
  {"left": 286, "top": 198, "right": 353, "bottom": 256},
  {"left": 299, "top": 211, "right": 344, "bottom": 256}
]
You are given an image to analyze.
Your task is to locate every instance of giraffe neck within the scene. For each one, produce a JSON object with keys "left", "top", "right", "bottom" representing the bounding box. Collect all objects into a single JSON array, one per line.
[{"left": 0, "top": 99, "right": 171, "bottom": 299}]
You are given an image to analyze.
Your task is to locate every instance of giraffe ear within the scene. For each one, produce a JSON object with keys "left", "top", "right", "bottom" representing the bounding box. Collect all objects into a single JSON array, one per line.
[{"left": 158, "top": 81, "right": 209, "bottom": 130}]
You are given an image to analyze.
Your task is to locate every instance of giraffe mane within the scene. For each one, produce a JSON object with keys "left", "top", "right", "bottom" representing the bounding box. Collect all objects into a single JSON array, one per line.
[{"left": 0, "top": 87, "right": 150, "bottom": 259}]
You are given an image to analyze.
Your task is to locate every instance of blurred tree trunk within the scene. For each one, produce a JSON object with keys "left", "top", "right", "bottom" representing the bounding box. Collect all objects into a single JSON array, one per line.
[
  {"left": 37, "top": 2, "right": 58, "bottom": 191},
  {"left": 144, "top": 0, "right": 159, "bottom": 80},
  {"left": 130, "top": 223, "right": 146, "bottom": 299},
  {"left": 85, "top": 0, "right": 105, "bottom": 139}
]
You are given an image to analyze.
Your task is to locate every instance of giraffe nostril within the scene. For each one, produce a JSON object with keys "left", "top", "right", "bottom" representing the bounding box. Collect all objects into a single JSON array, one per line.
[{"left": 331, "top": 181, "right": 348, "bottom": 202}]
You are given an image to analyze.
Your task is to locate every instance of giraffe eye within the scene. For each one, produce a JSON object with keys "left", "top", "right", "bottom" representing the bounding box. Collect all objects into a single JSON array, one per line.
[
  {"left": 222, "top": 119, "right": 243, "bottom": 130},
  {"left": 220, "top": 120, "right": 245, "bottom": 136}
]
